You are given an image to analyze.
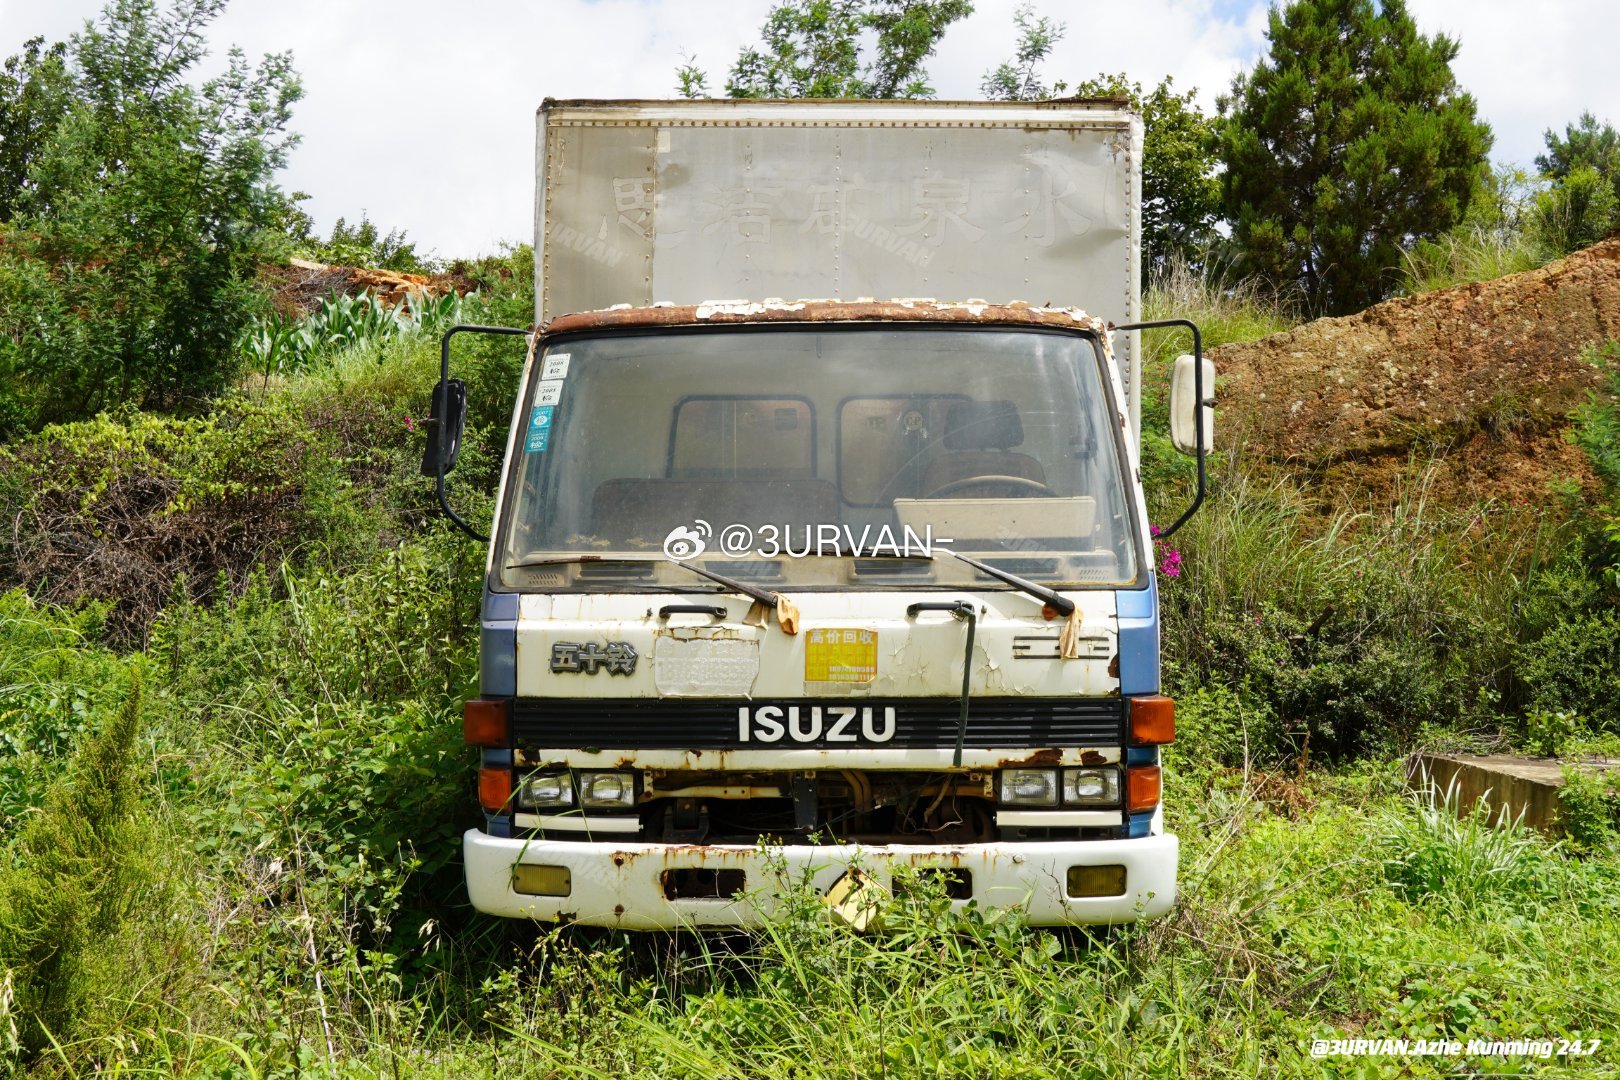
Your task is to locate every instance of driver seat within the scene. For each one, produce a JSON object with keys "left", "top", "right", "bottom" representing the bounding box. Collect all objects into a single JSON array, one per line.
[{"left": 920, "top": 400, "right": 1045, "bottom": 495}]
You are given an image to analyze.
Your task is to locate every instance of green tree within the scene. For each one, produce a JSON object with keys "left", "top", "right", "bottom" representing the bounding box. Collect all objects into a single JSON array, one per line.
[
  {"left": 0, "top": 37, "right": 68, "bottom": 223},
  {"left": 1538, "top": 111, "right": 1620, "bottom": 188},
  {"left": 979, "top": 2, "right": 1064, "bottom": 102},
  {"left": 0, "top": 0, "right": 301, "bottom": 433},
  {"left": 1533, "top": 112, "right": 1619, "bottom": 254},
  {"left": 1071, "top": 73, "right": 1221, "bottom": 276},
  {"left": 678, "top": 0, "right": 973, "bottom": 100},
  {"left": 1218, "top": 0, "right": 1491, "bottom": 315}
]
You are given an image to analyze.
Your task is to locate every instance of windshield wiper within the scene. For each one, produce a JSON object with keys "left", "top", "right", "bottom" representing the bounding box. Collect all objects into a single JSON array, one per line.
[
  {"left": 670, "top": 560, "right": 779, "bottom": 608},
  {"left": 940, "top": 550, "right": 1076, "bottom": 616},
  {"left": 505, "top": 554, "right": 780, "bottom": 608}
]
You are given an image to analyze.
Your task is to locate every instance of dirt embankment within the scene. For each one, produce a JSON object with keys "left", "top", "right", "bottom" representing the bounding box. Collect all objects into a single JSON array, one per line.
[
  {"left": 259, "top": 258, "right": 476, "bottom": 318},
  {"left": 1213, "top": 239, "right": 1620, "bottom": 508}
]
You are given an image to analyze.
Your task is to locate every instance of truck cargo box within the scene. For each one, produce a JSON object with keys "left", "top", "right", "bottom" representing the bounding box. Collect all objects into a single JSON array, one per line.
[{"left": 534, "top": 98, "right": 1143, "bottom": 426}]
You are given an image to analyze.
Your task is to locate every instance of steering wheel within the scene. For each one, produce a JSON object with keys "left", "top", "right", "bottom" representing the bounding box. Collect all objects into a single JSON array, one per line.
[{"left": 923, "top": 474, "right": 1057, "bottom": 499}]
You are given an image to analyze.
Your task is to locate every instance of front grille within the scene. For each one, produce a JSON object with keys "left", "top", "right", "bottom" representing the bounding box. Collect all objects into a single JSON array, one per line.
[{"left": 512, "top": 697, "right": 1122, "bottom": 749}]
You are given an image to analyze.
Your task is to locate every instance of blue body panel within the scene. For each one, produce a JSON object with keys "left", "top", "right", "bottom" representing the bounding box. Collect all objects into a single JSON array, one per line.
[
  {"left": 1126, "top": 811, "right": 1155, "bottom": 838},
  {"left": 1115, "top": 580, "right": 1160, "bottom": 696},
  {"left": 480, "top": 589, "right": 518, "bottom": 697}
]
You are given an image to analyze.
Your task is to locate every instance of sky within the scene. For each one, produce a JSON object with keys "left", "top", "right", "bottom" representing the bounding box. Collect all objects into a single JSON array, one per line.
[{"left": 2, "top": 0, "right": 1616, "bottom": 260}]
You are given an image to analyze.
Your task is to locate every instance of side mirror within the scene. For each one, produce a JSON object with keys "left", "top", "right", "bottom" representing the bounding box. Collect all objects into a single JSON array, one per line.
[
  {"left": 1169, "top": 354, "right": 1214, "bottom": 455},
  {"left": 420, "top": 378, "right": 468, "bottom": 477}
]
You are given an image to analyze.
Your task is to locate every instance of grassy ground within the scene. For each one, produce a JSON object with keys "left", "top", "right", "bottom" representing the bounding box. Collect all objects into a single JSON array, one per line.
[{"left": 2, "top": 268, "right": 1618, "bottom": 1077}]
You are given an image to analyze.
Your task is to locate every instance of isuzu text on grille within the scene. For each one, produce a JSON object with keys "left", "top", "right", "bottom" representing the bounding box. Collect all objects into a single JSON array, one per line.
[{"left": 738, "top": 705, "right": 897, "bottom": 744}]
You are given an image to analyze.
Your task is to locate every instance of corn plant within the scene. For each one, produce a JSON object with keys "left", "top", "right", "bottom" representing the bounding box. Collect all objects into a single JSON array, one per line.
[{"left": 238, "top": 287, "right": 476, "bottom": 377}]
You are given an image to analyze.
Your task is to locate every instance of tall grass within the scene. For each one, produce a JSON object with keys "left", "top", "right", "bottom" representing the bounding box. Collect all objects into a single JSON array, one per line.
[
  {"left": 1155, "top": 449, "right": 1576, "bottom": 759},
  {"left": 1143, "top": 254, "right": 1296, "bottom": 357},
  {"left": 1401, "top": 223, "right": 1553, "bottom": 295}
]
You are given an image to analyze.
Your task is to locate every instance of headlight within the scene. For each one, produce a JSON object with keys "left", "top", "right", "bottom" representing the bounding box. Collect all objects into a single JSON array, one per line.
[
  {"left": 1062, "top": 767, "right": 1121, "bottom": 807},
  {"left": 578, "top": 770, "right": 637, "bottom": 810},
  {"left": 516, "top": 771, "right": 573, "bottom": 809},
  {"left": 998, "top": 768, "right": 1059, "bottom": 807}
]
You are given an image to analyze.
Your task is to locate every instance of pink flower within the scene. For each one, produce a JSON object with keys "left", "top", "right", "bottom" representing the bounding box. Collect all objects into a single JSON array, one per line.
[
  {"left": 1149, "top": 524, "right": 1181, "bottom": 577},
  {"left": 404, "top": 415, "right": 417, "bottom": 432}
]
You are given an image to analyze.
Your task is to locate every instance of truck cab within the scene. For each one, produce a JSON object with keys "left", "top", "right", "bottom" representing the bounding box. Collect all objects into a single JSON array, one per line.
[{"left": 439, "top": 100, "right": 1207, "bottom": 928}]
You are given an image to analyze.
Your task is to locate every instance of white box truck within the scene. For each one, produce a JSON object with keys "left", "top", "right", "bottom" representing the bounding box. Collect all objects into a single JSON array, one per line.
[{"left": 426, "top": 98, "right": 1212, "bottom": 929}]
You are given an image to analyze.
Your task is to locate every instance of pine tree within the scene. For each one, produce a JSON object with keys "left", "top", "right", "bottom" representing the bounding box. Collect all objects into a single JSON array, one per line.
[
  {"left": 1218, "top": 0, "right": 1491, "bottom": 315},
  {"left": 1537, "top": 111, "right": 1620, "bottom": 186}
]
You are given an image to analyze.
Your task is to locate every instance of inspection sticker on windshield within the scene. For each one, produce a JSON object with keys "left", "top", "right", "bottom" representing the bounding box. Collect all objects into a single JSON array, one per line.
[
  {"left": 525, "top": 405, "right": 553, "bottom": 452},
  {"left": 535, "top": 380, "right": 565, "bottom": 406},
  {"left": 805, "top": 628, "right": 878, "bottom": 683},
  {"left": 541, "top": 353, "right": 570, "bottom": 380}
]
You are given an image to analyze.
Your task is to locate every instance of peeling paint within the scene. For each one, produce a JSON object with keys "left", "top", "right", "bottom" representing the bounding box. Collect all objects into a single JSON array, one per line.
[{"left": 542, "top": 298, "right": 1112, "bottom": 338}]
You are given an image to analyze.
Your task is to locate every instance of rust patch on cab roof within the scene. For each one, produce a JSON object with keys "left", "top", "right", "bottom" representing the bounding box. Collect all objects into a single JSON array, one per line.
[{"left": 542, "top": 298, "right": 1112, "bottom": 337}]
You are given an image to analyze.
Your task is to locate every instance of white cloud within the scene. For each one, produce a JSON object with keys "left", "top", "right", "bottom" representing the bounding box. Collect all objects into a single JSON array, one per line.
[
  {"left": 2, "top": 0, "right": 1616, "bottom": 257},
  {"left": 1408, "top": 0, "right": 1620, "bottom": 170}
]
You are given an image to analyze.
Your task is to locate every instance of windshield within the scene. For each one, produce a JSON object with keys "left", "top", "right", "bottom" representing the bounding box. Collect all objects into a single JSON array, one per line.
[{"left": 496, "top": 326, "right": 1140, "bottom": 591}]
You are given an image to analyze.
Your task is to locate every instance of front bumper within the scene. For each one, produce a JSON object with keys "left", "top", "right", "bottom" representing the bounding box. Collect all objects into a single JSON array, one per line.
[{"left": 464, "top": 828, "right": 1178, "bottom": 929}]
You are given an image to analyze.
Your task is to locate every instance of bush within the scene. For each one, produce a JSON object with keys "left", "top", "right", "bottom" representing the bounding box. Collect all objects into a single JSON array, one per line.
[
  {"left": 295, "top": 212, "right": 435, "bottom": 274},
  {"left": 148, "top": 534, "right": 483, "bottom": 1034},
  {"left": 0, "top": 591, "right": 122, "bottom": 830},
  {"left": 1521, "top": 610, "right": 1620, "bottom": 732},
  {"left": 0, "top": 401, "right": 380, "bottom": 643},
  {"left": 1156, "top": 457, "right": 1572, "bottom": 761},
  {"left": 0, "top": 671, "right": 197, "bottom": 1069},
  {"left": 1534, "top": 166, "right": 1619, "bottom": 256}
]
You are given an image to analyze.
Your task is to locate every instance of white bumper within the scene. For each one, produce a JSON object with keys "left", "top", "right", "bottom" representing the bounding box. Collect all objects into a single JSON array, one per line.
[{"left": 464, "top": 828, "right": 1177, "bottom": 929}]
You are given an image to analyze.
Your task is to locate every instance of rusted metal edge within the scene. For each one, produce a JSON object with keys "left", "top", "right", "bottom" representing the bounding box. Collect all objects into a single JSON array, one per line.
[
  {"left": 541, "top": 97, "right": 1133, "bottom": 112},
  {"left": 542, "top": 298, "right": 1111, "bottom": 337}
]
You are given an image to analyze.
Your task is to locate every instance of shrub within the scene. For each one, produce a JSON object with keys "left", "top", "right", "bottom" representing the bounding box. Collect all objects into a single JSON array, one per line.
[
  {"left": 149, "top": 535, "right": 482, "bottom": 1010},
  {"left": 1521, "top": 610, "right": 1620, "bottom": 733},
  {"left": 295, "top": 212, "right": 435, "bottom": 274},
  {"left": 1156, "top": 457, "right": 1571, "bottom": 761},
  {"left": 0, "top": 591, "right": 122, "bottom": 829},
  {"left": 0, "top": 400, "right": 380, "bottom": 643},
  {"left": 1400, "top": 166, "right": 1552, "bottom": 294},
  {"left": 0, "top": 671, "right": 197, "bottom": 1068},
  {"left": 1534, "top": 166, "right": 1619, "bottom": 256},
  {"left": 1558, "top": 766, "right": 1620, "bottom": 850}
]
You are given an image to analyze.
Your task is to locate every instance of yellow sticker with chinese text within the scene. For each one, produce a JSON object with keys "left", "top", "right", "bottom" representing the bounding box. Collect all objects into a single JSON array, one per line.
[{"left": 805, "top": 628, "right": 878, "bottom": 683}]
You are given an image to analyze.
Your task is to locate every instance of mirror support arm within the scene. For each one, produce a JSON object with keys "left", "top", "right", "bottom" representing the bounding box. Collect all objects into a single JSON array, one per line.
[
  {"left": 434, "top": 324, "right": 534, "bottom": 542},
  {"left": 1113, "top": 318, "right": 1206, "bottom": 540}
]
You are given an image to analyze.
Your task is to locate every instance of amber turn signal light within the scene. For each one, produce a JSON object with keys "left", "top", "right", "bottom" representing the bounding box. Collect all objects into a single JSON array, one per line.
[
  {"left": 1128, "top": 695, "right": 1175, "bottom": 745},
  {"left": 464, "top": 698, "right": 511, "bottom": 747},
  {"left": 1126, "top": 765, "right": 1161, "bottom": 812},
  {"left": 478, "top": 766, "right": 513, "bottom": 812}
]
